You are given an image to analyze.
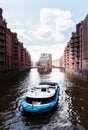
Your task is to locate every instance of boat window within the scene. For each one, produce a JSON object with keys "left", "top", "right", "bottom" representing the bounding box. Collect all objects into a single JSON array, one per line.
[
  {"left": 41, "top": 88, "right": 46, "bottom": 92},
  {"left": 26, "top": 97, "right": 33, "bottom": 104},
  {"left": 25, "top": 91, "right": 57, "bottom": 104},
  {"left": 41, "top": 94, "right": 56, "bottom": 104}
]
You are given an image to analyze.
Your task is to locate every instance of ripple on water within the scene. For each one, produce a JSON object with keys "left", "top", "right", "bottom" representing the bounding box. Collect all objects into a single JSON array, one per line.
[{"left": 0, "top": 69, "right": 88, "bottom": 130}]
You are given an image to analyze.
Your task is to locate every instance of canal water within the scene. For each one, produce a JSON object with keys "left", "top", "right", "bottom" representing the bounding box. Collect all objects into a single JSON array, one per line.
[{"left": 0, "top": 69, "right": 88, "bottom": 130}]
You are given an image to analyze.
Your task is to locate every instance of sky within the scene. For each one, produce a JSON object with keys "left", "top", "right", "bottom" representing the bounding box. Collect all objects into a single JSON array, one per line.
[{"left": 0, "top": 0, "right": 88, "bottom": 62}]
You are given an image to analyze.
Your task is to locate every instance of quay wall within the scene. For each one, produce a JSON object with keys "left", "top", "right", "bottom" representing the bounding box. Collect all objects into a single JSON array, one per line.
[
  {"left": 0, "top": 68, "right": 31, "bottom": 82},
  {"left": 65, "top": 69, "right": 88, "bottom": 82}
]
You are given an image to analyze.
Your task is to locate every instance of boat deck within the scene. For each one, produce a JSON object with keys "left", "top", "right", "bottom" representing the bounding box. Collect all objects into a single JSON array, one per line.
[{"left": 26, "top": 84, "right": 56, "bottom": 99}]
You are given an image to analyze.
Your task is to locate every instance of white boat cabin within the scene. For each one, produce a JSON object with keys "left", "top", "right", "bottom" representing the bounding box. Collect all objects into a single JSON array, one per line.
[{"left": 25, "top": 84, "right": 57, "bottom": 105}]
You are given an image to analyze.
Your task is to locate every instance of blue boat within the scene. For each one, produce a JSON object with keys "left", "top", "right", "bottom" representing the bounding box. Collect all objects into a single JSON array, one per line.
[{"left": 20, "top": 82, "right": 60, "bottom": 114}]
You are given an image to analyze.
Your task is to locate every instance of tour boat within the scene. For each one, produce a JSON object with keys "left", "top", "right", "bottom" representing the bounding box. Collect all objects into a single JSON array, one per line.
[{"left": 20, "top": 82, "right": 60, "bottom": 114}]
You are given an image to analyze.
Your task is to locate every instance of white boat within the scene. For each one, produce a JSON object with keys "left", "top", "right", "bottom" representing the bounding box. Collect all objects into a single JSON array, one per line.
[{"left": 20, "top": 82, "right": 60, "bottom": 114}]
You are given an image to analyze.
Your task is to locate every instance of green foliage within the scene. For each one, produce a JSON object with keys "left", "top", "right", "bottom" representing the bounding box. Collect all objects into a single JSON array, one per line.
[{"left": 36, "top": 61, "right": 40, "bottom": 66}]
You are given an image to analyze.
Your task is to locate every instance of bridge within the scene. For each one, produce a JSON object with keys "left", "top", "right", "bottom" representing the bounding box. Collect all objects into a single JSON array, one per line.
[
  {"left": 28, "top": 65, "right": 65, "bottom": 70},
  {"left": 52, "top": 65, "right": 65, "bottom": 69},
  {"left": 30, "top": 66, "right": 39, "bottom": 69}
]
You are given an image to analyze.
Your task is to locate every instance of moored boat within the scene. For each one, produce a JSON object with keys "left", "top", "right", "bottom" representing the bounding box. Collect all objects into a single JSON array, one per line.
[{"left": 20, "top": 82, "right": 60, "bottom": 114}]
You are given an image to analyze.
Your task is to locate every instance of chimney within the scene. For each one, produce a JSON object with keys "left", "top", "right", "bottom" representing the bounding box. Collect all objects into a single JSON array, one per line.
[
  {"left": 0, "top": 8, "right": 3, "bottom": 17},
  {"left": 0, "top": 8, "right": 3, "bottom": 22}
]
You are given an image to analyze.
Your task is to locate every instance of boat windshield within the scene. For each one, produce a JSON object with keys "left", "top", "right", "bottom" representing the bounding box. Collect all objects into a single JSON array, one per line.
[{"left": 26, "top": 94, "right": 56, "bottom": 105}]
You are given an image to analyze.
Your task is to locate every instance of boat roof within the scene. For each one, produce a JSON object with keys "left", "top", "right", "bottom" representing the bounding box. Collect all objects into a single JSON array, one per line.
[
  {"left": 34, "top": 84, "right": 50, "bottom": 89},
  {"left": 39, "top": 82, "right": 57, "bottom": 86},
  {"left": 26, "top": 84, "right": 56, "bottom": 98}
]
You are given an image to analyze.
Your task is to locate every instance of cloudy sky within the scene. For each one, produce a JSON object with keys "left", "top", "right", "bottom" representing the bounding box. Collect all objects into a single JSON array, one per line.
[{"left": 0, "top": 0, "right": 88, "bottom": 61}]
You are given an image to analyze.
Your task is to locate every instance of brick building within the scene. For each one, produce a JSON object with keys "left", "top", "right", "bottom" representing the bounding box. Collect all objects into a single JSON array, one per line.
[
  {"left": 82, "top": 15, "right": 88, "bottom": 70},
  {"left": 0, "top": 8, "right": 31, "bottom": 78},
  {"left": 39, "top": 53, "right": 52, "bottom": 72},
  {"left": 0, "top": 8, "right": 6, "bottom": 72},
  {"left": 63, "top": 14, "right": 88, "bottom": 73},
  {"left": 6, "top": 28, "right": 13, "bottom": 71}
]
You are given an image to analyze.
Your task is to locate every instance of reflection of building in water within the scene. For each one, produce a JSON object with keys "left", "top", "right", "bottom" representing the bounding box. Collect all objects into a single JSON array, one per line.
[{"left": 39, "top": 53, "right": 52, "bottom": 73}]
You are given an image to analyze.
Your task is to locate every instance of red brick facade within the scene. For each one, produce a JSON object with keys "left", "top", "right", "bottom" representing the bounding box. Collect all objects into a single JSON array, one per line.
[
  {"left": 82, "top": 15, "right": 88, "bottom": 70},
  {"left": 39, "top": 53, "right": 52, "bottom": 72},
  {"left": 63, "top": 14, "right": 88, "bottom": 72},
  {"left": 0, "top": 8, "right": 31, "bottom": 73},
  {"left": 0, "top": 8, "right": 6, "bottom": 71}
]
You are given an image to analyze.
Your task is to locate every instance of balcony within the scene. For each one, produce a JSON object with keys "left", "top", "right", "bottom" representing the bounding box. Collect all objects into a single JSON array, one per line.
[
  {"left": 75, "top": 47, "right": 79, "bottom": 51},
  {"left": 76, "top": 58, "right": 79, "bottom": 62},
  {"left": 14, "top": 46, "right": 18, "bottom": 49},
  {"left": 0, "top": 63, "right": 5, "bottom": 70},
  {"left": 71, "top": 45, "right": 74, "bottom": 48},
  {"left": 0, "top": 41, "right": 5, "bottom": 48},
  {"left": 75, "top": 50, "right": 80, "bottom": 53},
  {"left": 75, "top": 53, "right": 80, "bottom": 57},
  {"left": 0, "top": 60, "right": 4, "bottom": 63},
  {"left": 0, "top": 35, "right": 5, "bottom": 41},
  {"left": 15, "top": 57, "right": 19, "bottom": 60},
  {"left": 71, "top": 52, "right": 74, "bottom": 55},
  {"left": 76, "top": 61, "right": 79, "bottom": 64},
  {"left": 0, "top": 55, "right": 4, "bottom": 62},
  {"left": 0, "top": 23, "right": 6, "bottom": 29},
  {"left": 0, "top": 29, "right": 5, "bottom": 35},
  {"left": 75, "top": 39, "right": 80, "bottom": 43},
  {"left": 71, "top": 49, "right": 74, "bottom": 52},
  {"left": 14, "top": 49, "right": 18, "bottom": 53},
  {"left": 0, "top": 48, "right": 5, "bottom": 54},
  {"left": 14, "top": 53, "right": 18, "bottom": 57},
  {"left": 66, "top": 55, "right": 69, "bottom": 58},
  {"left": 72, "top": 57, "right": 74, "bottom": 59},
  {"left": 14, "top": 42, "right": 18, "bottom": 45},
  {"left": 75, "top": 43, "right": 80, "bottom": 47}
]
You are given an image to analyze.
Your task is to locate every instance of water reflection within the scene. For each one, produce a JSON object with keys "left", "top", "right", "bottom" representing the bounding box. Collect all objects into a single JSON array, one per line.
[
  {"left": 65, "top": 72, "right": 88, "bottom": 130},
  {"left": 21, "top": 107, "right": 58, "bottom": 129},
  {"left": 0, "top": 68, "right": 88, "bottom": 130}
]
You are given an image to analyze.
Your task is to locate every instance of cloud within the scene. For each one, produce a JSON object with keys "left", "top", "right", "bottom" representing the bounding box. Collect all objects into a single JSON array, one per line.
[
  {"left": 33, "top": 24, "right": 65, "bottom": 41},
  {"left": 40, "top": 8, "right": 74, "bottom": 31},
  {"left": 33, "top": 8, "right": 74, "bottom": 42},
  {"left": 4, "top": 7, "right": 74, "bottom": 44},
  {"left": 1, "top": 5, "right": 75, "bottom": 61}
]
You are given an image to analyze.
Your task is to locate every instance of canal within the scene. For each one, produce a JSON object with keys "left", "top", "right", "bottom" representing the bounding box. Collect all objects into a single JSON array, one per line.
[{"left": 0, "top": 69, "right": 88, "bottom": 130}]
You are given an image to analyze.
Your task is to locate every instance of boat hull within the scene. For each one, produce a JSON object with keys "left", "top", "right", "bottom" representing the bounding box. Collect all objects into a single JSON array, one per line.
[
  {"left": 20, "top": 86, "right": 59, "bottom": 115},
  {"left": 21, "top": 100, "right": 58, "bottom": 115}
]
